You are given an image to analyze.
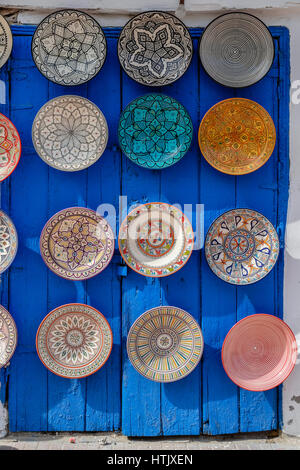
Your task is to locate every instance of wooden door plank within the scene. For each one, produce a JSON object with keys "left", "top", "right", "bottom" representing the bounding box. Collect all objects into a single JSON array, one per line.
[
  {"left": 159, "top": 38, "right": 202, "bottom": 435},
  {"left": 199, "top": 48, "right": 239, "bottom": 435},
  {"left": 84, "top": 36, "right": 122, "bottom": 431},
  {"left": 121, "top": 74, "right": 162, "bottom": 437},
  {"left": 6, "top": 34, "right": 48, "bottom": 431},
  {"left": 45, "top": 83, "right": 88, "bottom": 431}
]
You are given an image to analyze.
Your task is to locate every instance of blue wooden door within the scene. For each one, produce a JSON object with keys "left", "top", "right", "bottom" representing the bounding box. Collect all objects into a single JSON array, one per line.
[{"left": 0, "top": 25, "right": 289, "bottom": 436}]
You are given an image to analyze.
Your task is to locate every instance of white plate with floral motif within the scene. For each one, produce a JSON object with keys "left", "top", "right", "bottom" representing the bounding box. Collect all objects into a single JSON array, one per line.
[
  {"left": 32, "top": 95, "right": 108, "bottom": 172},
  {"left": 205, "top": 208, "right": 279, "bottom": 285},
  {"left": 32, "top": 9, "right": 106, "bottom": 86},
  {"left": 118, "top": 202, "right": 194, "bottom": 277},
  {"left": 36, "top": 303, "right": 113, "bottom": 378}
]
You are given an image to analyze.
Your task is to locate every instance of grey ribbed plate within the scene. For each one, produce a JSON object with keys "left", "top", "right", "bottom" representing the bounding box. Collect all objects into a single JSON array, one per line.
[{"left": 199, "top": 12, "right": 274, "bottom": 88}]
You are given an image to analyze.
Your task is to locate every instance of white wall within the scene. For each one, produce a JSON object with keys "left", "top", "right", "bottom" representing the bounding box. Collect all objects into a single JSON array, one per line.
[{"left": 1, "top": 0, "right": 300, "bottom": 437}]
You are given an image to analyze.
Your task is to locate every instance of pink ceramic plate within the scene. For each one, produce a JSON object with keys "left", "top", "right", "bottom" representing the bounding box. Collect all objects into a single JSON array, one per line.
[{"left": 222, "top": 314, "right": 297, "bottom": 391}]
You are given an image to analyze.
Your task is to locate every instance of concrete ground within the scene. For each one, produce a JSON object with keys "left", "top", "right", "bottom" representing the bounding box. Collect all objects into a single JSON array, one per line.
[{"left": 0, "top": 431, "right": 299, "bottom": 450}]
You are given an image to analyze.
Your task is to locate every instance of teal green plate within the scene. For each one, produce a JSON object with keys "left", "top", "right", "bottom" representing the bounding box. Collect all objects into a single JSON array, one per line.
[{"left": 118, "top": 94, "right": 193, "bottom": 170}]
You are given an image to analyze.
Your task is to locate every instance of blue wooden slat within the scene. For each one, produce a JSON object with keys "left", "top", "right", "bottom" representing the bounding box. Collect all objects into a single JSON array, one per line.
[
  {"left": 121, "top": 73, "right": 162, "bottom": 437},
  {"left": 6, "top": 34, "right": 48, "bottom": 431},
  {"left": 85, "top": 36, "right": 122, "bottom": 432},
  {"left": 159, "top": 38, "right": 202, "bottom": 436},
  {"left": 199, "top": 50, "right": 239, "bottom": 435}
]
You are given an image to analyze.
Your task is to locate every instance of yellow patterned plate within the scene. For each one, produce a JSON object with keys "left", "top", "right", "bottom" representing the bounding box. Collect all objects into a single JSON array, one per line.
[
  {"left": 127, "top": 306, "right": 204, "bottom": 383},
  {"left": 198, "top": 98, "right": 276, "bottom": 175}
]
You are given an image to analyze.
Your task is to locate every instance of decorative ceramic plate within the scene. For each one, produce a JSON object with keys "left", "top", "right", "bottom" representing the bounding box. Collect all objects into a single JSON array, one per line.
[
  {"left": 199, "top": 12, "right": 274, "bottom": 88},
  {"left": 0, "top": 15, "right": 13, "bottom": 69},
  {"left": 119, "top": 202, "right": 194, "bottom": 277},
  {"left": 32, "top": 9, "right": 107, "bottom": 86},
  {"left": 0, "top": 113, "right": 21, "bottom": 182},
  {"left": 0, "top": 210, "right": 18, "bottom": 274},
  {"left": 36, "top": 303, "right": 113, "bottom": 378},
  {"left": 32, "top": 95, "right": 108, "bottom": 172},
  {"left": 118, "top": 94, "right": 193, "bottom": 169},
  {"left": 198, "top": 98, "right": 276, "bottom": 175},
  {"left": 118, "top": 11, "right": 193, "bottom": 87},
  {"left": 40, "top": 207, "right": 114, "bottom": 280},
  {"left": 0, "top": 305, "right": 17, "bottom": 368},
  {"left": 222, "top": 314, "right": 297, "bottom": 391},
  {"left": 127, "top": 306, "right": 203, "bottom": 382},
  {"left": 205, "top": 208, "right": 279, "bottom": 285}
]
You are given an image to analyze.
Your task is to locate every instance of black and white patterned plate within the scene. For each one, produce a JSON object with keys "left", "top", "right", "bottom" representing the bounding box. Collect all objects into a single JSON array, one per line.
[
  {"left": 0, "top": 15, "right": 12, "bottom": 69},
  {"left": 32, "top": 9, "right": 106, "bottom": 86},
  {"left": 118, "top": 11, "right": 193, "bottom": 87}
]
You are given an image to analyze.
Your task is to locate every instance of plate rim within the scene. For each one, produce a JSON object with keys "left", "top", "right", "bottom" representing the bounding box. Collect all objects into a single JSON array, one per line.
[
  {"left": 126, "top": 305, "right": 204, "bottom": 383},
  {"left": 0, "top": 209, "right": 18, "bottom": 275},
  {"left": 198, "top": 11, "right": 275, "bottom": 89},
  {"left": 0, "top": 304, "right": 18, "bottom": 368},
  {"left": 31, "top": 8, "right": 107, "bottom": 86},
  {"left": 117, "top": 9, "right": 193, "bottom": 87},
  {"left": 36, "top": 302, "right": 113, "bottom": 379},
  {"left": 204, "top": 207, "right": 280, "bottom": 285},
  {"left": 39, "top": 206, "right": 115, "bottom": 281},
  {"left": 118, "top": 201, "right": 194, "bottom": 278},
  {"left": 0, "top": 112, "right": 22, "bottom": 182},
  {"left": 32, "top": 94, "right": 109, "bottom": 172},
  {"left": 0, "top": 14, "right": 13, "bottom": 69},
  {"left": 198, "top": 97, "right": 276, "bottom": 175},
  {"left": 221, "top": 313, "right": 297, "bottom": 391}
]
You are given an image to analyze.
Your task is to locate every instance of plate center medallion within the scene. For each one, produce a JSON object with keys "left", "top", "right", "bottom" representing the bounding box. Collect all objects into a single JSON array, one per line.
[
  {"left": 150, "top": 328, "right": 179, "bottom": 356},
  {"left": 224, "top": 228, "right": 256, "bottom": 261},
  {"left": 137, "top": 219, "right": 174, "bottom": 257}
]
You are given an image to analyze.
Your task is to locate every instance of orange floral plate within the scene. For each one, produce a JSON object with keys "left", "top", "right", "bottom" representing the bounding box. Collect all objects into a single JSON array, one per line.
[{"left": 198, "top": 98, "right": 276, "bottom": 175}]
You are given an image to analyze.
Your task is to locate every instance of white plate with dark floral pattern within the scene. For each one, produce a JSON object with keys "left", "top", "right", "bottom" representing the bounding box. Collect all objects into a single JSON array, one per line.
[
  {"left": 118, "top": 11, "right": 193, "bottom": 86},
  {"left": 31, "top": 9, "right": 106, "bottom": 86},
  {"left": 32, "top": 95, "right": 108, "bottom": 172}
]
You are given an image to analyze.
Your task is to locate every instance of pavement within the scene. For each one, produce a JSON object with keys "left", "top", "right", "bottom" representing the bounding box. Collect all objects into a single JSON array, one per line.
[{"left": 0, "top": 431, "right": 300, "bottom": 450}]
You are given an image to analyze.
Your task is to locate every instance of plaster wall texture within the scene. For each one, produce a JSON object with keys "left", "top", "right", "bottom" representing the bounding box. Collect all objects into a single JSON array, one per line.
[{"left": 0, "top": 0, "right": 300, "bottom": 437}]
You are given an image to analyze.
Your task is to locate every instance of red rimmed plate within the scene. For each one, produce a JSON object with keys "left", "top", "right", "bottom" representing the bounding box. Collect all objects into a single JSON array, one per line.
[
  {"left": 222, "top": 314, "right": 297, "bottom": 391},
  {"left": 36, "top": 303, "right": 113, "bottom": 379},
  {"left": 0, "top": 113, "right": 21, "bottom": 182},
  {"left": 118, "top": 202, "right": 194, "bottom": 277},
  {"left": 40, "top": 207, "right": 114, "bottom": 280}
]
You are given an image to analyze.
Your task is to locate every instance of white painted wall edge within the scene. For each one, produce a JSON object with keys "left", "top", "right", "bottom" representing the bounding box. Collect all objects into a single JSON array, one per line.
[{"left": 0, "top": 3, "right": 300, "bottom": 438}]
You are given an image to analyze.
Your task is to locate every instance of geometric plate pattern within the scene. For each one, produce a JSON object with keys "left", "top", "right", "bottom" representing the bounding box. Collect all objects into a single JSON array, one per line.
[
  {"left": 0, "top": 304, "right": 17, "bottom": 368},
  {"left": 32, "top": 9, "right": 106, "bottom": 86},
  {"left": 118, "top": 94, "right": 193, "bottom": 169},
  {"left": 198, "top": 98, "right": 276, "bottom": 175},
  {"left": 119, "top": 202, "right": 194, "bottom": 277},
  {"left": 118, "top": 11, "right": 193, "bottom": 87},
  {"left": 0, "top": 112, "right": 21, "bottom": 182},
  {"left": 127, "top": 306, "right": 204, "bottom": 383},
  {"left": 205, "top": 208, "right": 279, "bottom": 285},
  {"left": 40, "top": 207, "right": 115, "bottom": 280},
  {"left": 0, "top": 210, "right": 18, "bottom": 275},
  {"left": 36, "top": 303, "right": 113, "bottom": 378},
  {"left": 32, "top": 95, "right": 108, "bottom": 171},
  {"left": 0, "top": 14, "right": 13, "bottom": 69}
]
